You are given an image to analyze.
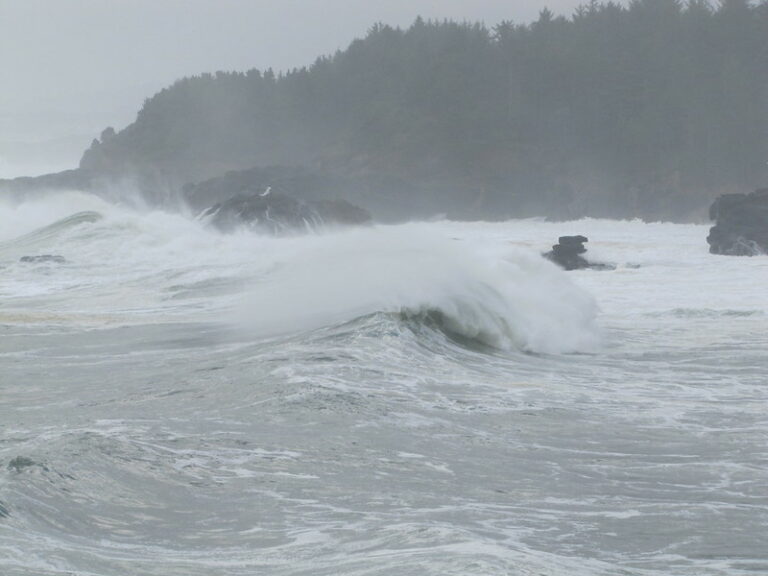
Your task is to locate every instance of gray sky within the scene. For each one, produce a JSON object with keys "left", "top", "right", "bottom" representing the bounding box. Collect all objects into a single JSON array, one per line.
[{"left": 0, "top": 0, "right": 581, "bottom": 173}]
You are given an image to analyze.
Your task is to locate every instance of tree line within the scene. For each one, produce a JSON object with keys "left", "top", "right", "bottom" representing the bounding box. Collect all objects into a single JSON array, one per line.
[{"left": 81, "top": 0, "right": 768, "bottom": 220}]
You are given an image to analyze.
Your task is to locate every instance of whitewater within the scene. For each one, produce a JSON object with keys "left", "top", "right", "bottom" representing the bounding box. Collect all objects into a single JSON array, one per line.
[{"left": 1, "top": 190, "right": 766, "bottom": 575}]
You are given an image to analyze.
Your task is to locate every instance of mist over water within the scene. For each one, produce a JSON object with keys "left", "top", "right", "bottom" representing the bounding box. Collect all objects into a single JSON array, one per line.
[
  {"left": 0, "top": 132, "right": 93, "bottom": 180},
  {"left": 3, "top": 0, "right": 767, "bottom": 571},
  {"left": 1, "top": 190, "right": 767, "bottom": 575}
]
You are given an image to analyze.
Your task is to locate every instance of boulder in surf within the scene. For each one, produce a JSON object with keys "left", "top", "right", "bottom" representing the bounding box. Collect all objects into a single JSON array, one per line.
[{"left": 544, "top": 235, "right": 614, "bottom": 271}]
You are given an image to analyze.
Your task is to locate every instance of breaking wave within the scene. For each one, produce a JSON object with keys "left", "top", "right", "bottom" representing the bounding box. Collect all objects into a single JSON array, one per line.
[
  {"left": 236, "top": 225, "right": 600, "bottom": 354},
  {"left": 1, "top": 192, "right": 599, "bottom": 353}
]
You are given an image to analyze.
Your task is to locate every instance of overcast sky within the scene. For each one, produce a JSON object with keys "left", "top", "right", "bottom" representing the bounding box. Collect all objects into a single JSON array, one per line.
[{"left": 0, "top": 0, "right": 581, "bottom": 156}]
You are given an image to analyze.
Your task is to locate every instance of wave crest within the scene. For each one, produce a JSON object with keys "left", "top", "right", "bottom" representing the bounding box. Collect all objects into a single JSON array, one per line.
[{"left": 235, "top": 225, "right": 600, "bottom": 354}]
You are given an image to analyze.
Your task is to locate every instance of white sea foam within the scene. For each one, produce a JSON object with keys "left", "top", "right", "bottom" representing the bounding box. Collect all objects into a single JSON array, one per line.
[
  {"left": 1, "top": 195, "right": 600, "bottom": 353},
  {"left": 235, "top": 224, "right": 600, "bottom": 353},
  {"left": 0, "top": 190, "right": 114, "bottom": 241},
  {"left": 3, "top": 192, "right": 768, "bottom": 576}
]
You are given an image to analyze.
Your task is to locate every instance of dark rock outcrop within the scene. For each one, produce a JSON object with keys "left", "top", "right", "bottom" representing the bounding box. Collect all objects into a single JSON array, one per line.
[
  {"left": 200, "top": 191, "right": 371, "bottom": 234},
  {"left": 545, "top": 235, "right": 590, "bottom": 270},
  {"left": 544, "top": 235, "right": 614, "bottom": 270},
  {"left": 707, "top": 188, "right": 768, "bottom": 255}
]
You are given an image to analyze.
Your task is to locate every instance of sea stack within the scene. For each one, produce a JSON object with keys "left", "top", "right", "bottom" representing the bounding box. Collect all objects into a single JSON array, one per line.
[{"left": 545, "top": 235, "right": 590, "bottom": 270}]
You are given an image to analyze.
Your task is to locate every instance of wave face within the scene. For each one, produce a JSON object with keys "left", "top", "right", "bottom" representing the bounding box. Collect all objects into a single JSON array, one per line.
[
  {"left": 2, "top": 191, "right": 768, "bottom": 576},
  {"left": 233, "top": 225, "right": 599, "bottom": 353}
]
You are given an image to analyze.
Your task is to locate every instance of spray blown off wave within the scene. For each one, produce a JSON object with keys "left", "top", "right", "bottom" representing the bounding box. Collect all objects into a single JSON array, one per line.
[{"left": 236, "top": 225, "right": 599, "bottom": 353}]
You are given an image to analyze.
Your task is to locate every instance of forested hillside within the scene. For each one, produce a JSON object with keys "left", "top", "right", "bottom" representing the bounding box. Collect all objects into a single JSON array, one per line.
[{"left": 79, "top": 0, "right": 768, "bottom": 220}]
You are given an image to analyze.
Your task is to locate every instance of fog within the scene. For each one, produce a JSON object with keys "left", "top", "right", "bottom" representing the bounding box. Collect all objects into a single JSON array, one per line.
[
  {"left": 0, "top": 0, "right": 579, "bottom": 177},
  {"left": 2, "top": 4, "right": 768, "bottom": 573}
]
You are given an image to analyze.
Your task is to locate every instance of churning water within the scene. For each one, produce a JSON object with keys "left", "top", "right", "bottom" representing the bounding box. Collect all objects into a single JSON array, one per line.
[{"left": 1, "top": 191, "right": 767, "bottom": 575}]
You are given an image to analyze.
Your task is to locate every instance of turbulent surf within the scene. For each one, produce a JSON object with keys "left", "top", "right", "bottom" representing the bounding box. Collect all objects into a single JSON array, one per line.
[{"left": 1, "top": 191, "right": 767, "bottom": 575}]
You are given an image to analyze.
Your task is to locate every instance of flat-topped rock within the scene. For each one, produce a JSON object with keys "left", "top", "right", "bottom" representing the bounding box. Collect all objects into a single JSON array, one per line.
[
  {"left": 558, "top": 235, "right": 588, "bottom": 246},
  {"left": 544, "top": 235, "right": 613, "bottom": 271},
  {"left": 545, "top": 235, "right": 589, "bottom": 270}
]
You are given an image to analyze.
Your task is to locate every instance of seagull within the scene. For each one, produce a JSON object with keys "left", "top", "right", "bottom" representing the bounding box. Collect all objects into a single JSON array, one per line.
[{"left": 259, "top": 186, "right": 272, "bottom": 197}]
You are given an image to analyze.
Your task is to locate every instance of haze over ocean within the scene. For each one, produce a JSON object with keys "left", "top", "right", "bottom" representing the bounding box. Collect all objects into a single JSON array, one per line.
[
  {"left": 2, "top": 1, "right": 767, "bottom": 574},
  {"left": 0, "top": 0, "right": 582, "bottom": 177}
]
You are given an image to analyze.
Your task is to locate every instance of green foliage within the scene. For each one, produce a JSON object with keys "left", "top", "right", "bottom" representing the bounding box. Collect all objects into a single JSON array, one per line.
[{"left": 81, "top": 8, "right": 768, "bottom": 220}]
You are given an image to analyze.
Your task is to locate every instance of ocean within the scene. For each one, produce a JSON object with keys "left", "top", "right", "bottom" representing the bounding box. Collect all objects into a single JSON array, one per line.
[{"left": 1, "top": 191, "right": 766, "bottom": 575}]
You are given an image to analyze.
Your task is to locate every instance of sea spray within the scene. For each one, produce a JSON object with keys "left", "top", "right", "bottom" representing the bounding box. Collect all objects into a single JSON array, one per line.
[
  {"left": 0, "top": 190, "right": 112, "bottom": 242},
  {"left": 2, "top": 194, "right": 599, "bottom": 351},
  {"left": 234, "top": 224, "right": 600, "bottom": 353}
]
